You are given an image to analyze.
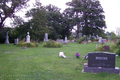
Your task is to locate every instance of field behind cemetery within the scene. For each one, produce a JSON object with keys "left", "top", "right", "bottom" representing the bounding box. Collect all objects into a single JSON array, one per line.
[{"left": 0, "top": 43, "right": 120, "bottom": 80}]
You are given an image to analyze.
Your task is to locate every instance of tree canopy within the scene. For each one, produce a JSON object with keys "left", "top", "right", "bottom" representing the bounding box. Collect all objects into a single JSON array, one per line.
[
  {"left": 65, "top": 0, "right": 106, "bottom": 37},
  {"left": 0, "top": 0, "right": 29, "bottom": 29},
  {"left": 0, "top": 0, "right": 107, "bottom": 42}
]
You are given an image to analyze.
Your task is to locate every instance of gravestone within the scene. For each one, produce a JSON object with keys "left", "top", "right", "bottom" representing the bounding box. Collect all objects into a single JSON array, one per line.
[
  {"left": 44, "top": 33, "right": 48, "bottom": 42},
  {"left": 101, "top": 39, "right": 104, "bottom": 45},
  {"left": 88, "top": 52, "right": 115, "bottom": 68},
  {"left": 65, "top": 35, "right": 67, "bottom": 44},
  {"left": 103, "top": 46, "right": 110, "bottom": 51},
  {"left": 98, "top": 37, "right": 102, "bottom": 43},
  {"left": 72, "top": 39, "right": 75, "bottom": 43},
  {"left": 88, "top": 34, "right": 91, "bottom": 39},
  {"left": 26, "top": 32, "right": 30, "bottom": 43},
  {"left": 96, "top": 44, "right": 98, "bottom": 49},
  {"left": 78, "top": 33, "right": 82, "bottom": 39},
  {"left": 84, "top": 35, "right": 87, "bottom": 44},
  {"left": 103, "top": 39, "right": 107, "bottom": 43},
  {"left": 56, "top": 39, "right": 64, "bottom": 43},
  {"left": 84, "top": 52, "right": 120, "bottom": 74},
  {"left": 96, "top": 35, "right": 99, "bottom": 39},
  {"left": 5, "top": 32, "right": 10, "bottom": 44},
  {"left": 14, "top": 38, "right": 18, "bottom": 45}
]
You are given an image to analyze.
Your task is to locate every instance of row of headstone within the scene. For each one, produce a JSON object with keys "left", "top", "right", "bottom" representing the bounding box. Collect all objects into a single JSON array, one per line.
[
  {"left": 56, "top": 39, "right": 64, "bottom": 43},
  {"left": 4, "top": 32, "right": 30, "bottom": 44},
  {"left": 5, "top": 32, "right": 106, "bottom": 44},
  {"left": 4, "top": 32, "right": 69, "bottom": 44},
  {"left": 14, "top": 32, "right": 30, "bottom": 45}
]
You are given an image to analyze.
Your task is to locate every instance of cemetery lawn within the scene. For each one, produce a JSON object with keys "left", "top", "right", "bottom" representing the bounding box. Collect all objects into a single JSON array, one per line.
[{"left": 0, "top": 43, "right": 120, "bottom": 80}]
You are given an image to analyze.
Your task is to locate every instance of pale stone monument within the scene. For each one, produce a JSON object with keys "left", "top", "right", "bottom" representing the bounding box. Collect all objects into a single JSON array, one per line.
[
  {"left": 65, "top": 35, "right": 67, "bottom": 44},
  {"left": 96, "top": 35, "right": 99, "bottom": 39},
  {"left": 59, "top": 52, "right": 66, "bottom": 58},
  {"left": 98, "top": 37, "right": 102, "bottom": 43},
  {"left": 14, "top": 38, "right": 18, "bottom": 45},
  {"left": 26, "top": 32, "right": 30, "bottom": 43},
  {"left": 5, "top": 32, "right": 10, "bottom": 44},
  {"left": 44, "top": 33, "right": 48, "bottom": 42},
  {"left": 78, "top": 33, "right": 82, "bottom": 39}
]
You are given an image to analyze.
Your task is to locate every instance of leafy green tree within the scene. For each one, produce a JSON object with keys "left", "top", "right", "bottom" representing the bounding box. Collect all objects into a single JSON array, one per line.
[
  {"left": 98, "top": 29, "right": 107, "bottom": 39},
  {"left": 46, "top": 4, "right": 73, "bottom": 40},
  {"left": 61, "top": 12, "right": 76, "bottom": 39},
  {"left": 0, "top": 0, "right": 29, "bottom": 29},
  {"left": 12, "top": 22, "right": 30, "bottom": 39},
  {"left": 18, "top": 1, "right": 48, "bottom": 41},
  {"left": 66, "top": 0, "right": 106, "bottom": 37},
  {"left": 45, "top": 4, "right": 64, "bottom": 39},
  {"left": 12, "top": 16, "right": 24, "bottom": 27},
  {"left": 110, "top": 32, "right": 117, "bottom": 40},
  {"left": 12, "top": 1, "right": 49, "bottom": 41},
  {"left": 24, "top": 4, "right": 48, "bottom": 40}
]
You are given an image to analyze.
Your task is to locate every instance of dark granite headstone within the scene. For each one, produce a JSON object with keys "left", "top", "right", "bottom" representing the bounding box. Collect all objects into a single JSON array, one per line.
[
  {"left": 84, "top": 52, "right": 120, "bottom": 74},
  {"left": 103, "top": 46, "right": 110, "bottom": 51},
  {"left": 88, "top": 52, "right": 115, "bottom": 68}
]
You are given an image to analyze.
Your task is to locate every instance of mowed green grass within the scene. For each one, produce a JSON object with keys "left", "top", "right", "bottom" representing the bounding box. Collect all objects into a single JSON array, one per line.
[{"left": 0, "top": 43, "right": 120, "bottom": 80}]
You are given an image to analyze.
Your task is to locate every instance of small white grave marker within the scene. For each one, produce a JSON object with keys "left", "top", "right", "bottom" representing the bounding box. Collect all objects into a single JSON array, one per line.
[{"left": 59, "top": 52, "right": 66, "bottom": 58}]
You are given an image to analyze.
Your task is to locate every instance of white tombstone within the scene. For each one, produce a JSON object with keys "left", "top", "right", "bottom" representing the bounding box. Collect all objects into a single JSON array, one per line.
[
  {"left": 103, "top": 39, "right": 107, "bottom": 43},
  {"left": 59, "top": 52, "right": 66, "bottom": 58},
  {"left": 96, "top": 44, "right": 98, "bottom": 49},
  {"left": 5, "top": 32, "right": 10, "bottom": 44},
  {"left": 44, "top": 33, "right": 48, "bottom": 42},
  {"left": 65, "top": 35, "right": 67, "bottom": 44},
  {"left": 96, "top": 35, "right": 99, "bottom": 39},
  {"left": 98, "top": 37, "right": 102, "bottom": 43},
  {"left": 26, "top": 32, "right": 30, "bottom": 43}
]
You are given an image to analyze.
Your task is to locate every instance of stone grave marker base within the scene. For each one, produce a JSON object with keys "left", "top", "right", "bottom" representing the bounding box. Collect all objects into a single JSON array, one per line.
[{"left": 84, "top": 65, "right": 119, "bottom": 74}]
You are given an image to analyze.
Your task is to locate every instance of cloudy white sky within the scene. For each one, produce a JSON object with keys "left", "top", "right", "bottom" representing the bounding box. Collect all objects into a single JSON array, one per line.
[{"left": 6, "top": 0, "right": 120, "bottom": 33}]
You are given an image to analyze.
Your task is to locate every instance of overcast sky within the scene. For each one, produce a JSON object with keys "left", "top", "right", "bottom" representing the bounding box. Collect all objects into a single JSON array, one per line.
[{"left": 6, "top": 0, "right": 120, "bottom": 33}]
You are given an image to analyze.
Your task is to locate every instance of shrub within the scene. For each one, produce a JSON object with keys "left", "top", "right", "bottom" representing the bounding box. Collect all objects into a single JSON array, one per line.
[
  {"left": 76, "top": 37, "right": 85, "bottom": 44},
  {"left": 94, "top": 39, "right": 99, "bottom": 42},
  {"left": 69, "top": 35, "right": 74, "bottom": 41},
  {"left": 17, "top": 41, "right": 38, "bottom": 47},
  {"left": 110, "top": 44, "right": 117, "bottom": 52},
  {"left": 114, "top": 49, "right": 120, "bottom": 55},
  {"left": 110, "top": 43, "right": 120, "bottom": 55},
  {"left": 96, "top": 45, "right": 103, "bottom": 51},
  {"left": 116, "top": 39, "right": 120, "bottom": 46},
  {"left": 90, "top": 36, "right": 95, "bottom": 42},
  {"left": 43, "top": 40, "right": 62, "bottom": 48}
]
